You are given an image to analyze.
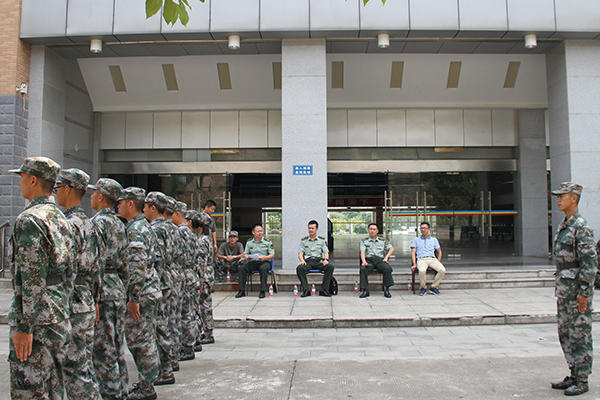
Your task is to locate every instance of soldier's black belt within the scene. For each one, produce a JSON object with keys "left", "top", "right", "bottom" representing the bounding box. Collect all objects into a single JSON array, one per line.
[
  {"left": 104, "top": 268, "right": 119, "bottom": 273},
  {"left": 74, "top": 276, "right": 88, "bottom": 285},
  {"left": 557, "top": 261, "right": 579, "bottom": 269}
]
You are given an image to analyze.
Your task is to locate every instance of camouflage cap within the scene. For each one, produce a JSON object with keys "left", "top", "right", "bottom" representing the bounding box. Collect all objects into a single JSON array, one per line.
[
  {"left": 175, "top": 201, "right": 188, "bottom": 213},
  {"left": 89, "top": 178, "right": 123, "bottom": 201},
  {"left": 56, "top": 168, "right": 89, "bottom": 190},
  {"left": 185, "top": 210, "right": 199, "bottom": 221},
  {"left": 145, "top": 191, "right": 168, "bottom": 209},
  {"left": 165, "top": 196, "right": 177, "bottom": 214},
  {"left": 229, "top": 230, "right": 239, "bottom": 237},
  {"left": 9, "top": 156, "right": 61, "bottom": 182},
  {"left": 200, "top": 212, "right": 212, "bottom": 226},
  {"left": 118, "top": 186, "right": 146, "bottom": 202},
  {"left": 551, "top": 182, "right": 583, "bottom": 196}
]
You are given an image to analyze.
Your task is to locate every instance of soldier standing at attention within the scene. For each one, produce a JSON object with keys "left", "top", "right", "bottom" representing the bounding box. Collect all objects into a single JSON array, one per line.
[
  {"left": 55, "top": 168, "right": 102, "bottom": 399},
  {"left": 236, "top": 223, "right": 275, "bottom": 299},
  {"left": 90, "top": 178, "right": 130, "bottom": 400},
  {"left": 359, "top": 223, "right": 395, "bottom": 298},
  {"left": 8, "top": 157, "right": 75, "bottom": 399},
  {"left": 185, "top": 210, "right": 207, "bottom": 351},
  {"left": 117, "top": 187, "right": 162, "bottom": 400},
  {"left": 144, "top": 192, "right": 176, "bottom": 386},
  {"left": 197, "top": 212, "right": 216, "bottom": 345},
  {"left": 296, "top": 220, "right": 334, "bottom": 297},
  {"left": 551, "top": 182, "right": 597, "bottom": 396}
]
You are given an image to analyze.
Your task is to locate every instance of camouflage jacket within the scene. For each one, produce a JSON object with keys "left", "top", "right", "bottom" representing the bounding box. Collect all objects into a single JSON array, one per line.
[
  {"left": 197, "top": 233, "right": 214, "bottom": 285},
  {"left": 178, "top": 222, "right": 200, "bottom": 288},
  {"left": 166, "top": 220, "right": 185, "bottom": 285},
  {"left": 150, "top": 217, "right": 174, "bottom": 291},
  {"left": 64, "top": 205, "right": 101, "bottom": 314},
  {"left": 125, "top": 214, "right": 162, "bottom": 303},
  {"left": 92, "top": 207, "right": 128, "bottom": 302},
  {"left": 554, "top": 210, "right": 598, "bottom": 299},
  {"left": 9, "top": 196, "right": 75, "bottom": 333}
]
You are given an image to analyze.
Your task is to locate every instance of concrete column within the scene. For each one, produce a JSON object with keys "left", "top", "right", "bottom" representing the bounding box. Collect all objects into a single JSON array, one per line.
[
  {"left": 514, "top": 109, "right": 548, "bottom": 257},
  {"left": 546, "top": 40, "right": 600, "bottom": 237},
  {"left": 281, "top": 39, "right": 328, "bottom": 269}
]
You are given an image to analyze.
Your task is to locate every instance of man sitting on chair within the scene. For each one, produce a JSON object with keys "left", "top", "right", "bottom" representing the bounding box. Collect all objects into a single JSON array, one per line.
[
  {"left": 296, "top": 220, "right": 335, "bottom": 297},
  {"left": 359, "top": 223, "right": 395, "bottom": 298},
  {"left": 236, "top": 224, "right": 274, "bottom": 299},
  {"left": 411, "top": 221, "right": 446, "bottom": 296}
]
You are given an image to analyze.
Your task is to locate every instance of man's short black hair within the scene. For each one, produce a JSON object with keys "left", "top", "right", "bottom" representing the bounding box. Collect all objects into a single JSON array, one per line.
[
  {"left": 368, "top": 223, "right": 379, "bottom": 229},
  {"left": 308, "top": 220, "right": 319, "bottom": 228},
  {"left": 420, "top": 221, "right": 431, "bottom": 228},
  {"left": 39, "top": 178, "right": 55, "bottom": 194},
  {"left": 251, "top": 223, "right": 262, "bottom": 233},
  {"left": 203, "top": 199, "right": 217, "bottom": 209},
  {"left": 146, "top": 202, "right": 165, "bottom": 214}
]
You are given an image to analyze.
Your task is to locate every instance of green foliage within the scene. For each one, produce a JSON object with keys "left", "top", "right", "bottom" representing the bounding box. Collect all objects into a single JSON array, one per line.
[{"left": 146, "top": 0, "right": 204, "bottom": 26}]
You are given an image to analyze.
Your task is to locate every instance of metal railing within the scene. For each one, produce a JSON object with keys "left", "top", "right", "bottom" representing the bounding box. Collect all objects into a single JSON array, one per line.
[{"left": 0, "top": 220, "right": 10, "bottom": 277}]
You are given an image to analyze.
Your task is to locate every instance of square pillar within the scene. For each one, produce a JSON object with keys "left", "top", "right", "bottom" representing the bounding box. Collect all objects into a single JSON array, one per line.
[{"left": 281, "top": 39, "right": 328, "bottom": 269}]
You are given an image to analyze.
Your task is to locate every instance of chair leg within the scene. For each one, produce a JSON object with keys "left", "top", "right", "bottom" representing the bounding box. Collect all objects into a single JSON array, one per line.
[{"left": 272, "top": 273, "right": 278, "bottom": 293}]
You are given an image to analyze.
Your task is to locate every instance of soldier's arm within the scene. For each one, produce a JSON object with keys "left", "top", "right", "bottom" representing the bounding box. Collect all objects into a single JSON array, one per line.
[
  {"left": 384, "top": 245, "right": 394, "bottom": 262},
  {"left": 576, "top": 227, "right": 597, "bottom": 297},
  {"left": 127, "top": 231, "right": 148, "bottom": 304}
]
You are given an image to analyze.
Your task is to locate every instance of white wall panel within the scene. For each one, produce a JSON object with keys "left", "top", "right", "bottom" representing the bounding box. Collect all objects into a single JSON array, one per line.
[
  {"left": 464, "top": 109, "right": 492, "bottom": 146},
  {"left": 492, "top": 109, "right": 517, "bottom": 146},
  {"left": 268, "top": 111, "right": 282, "bottom": 148},
  {"left": 101, "top": 113, "right": 126, "bottom": 149},
  {"left": 377, "top": 110, "right": 406, "bottom": 147},
  {"left": 406, "top": 109, "right": 435, "bottom": 146},
  {"left": 153, "top": 112, "right": 181, "bottom": 148},
  {"left": 435, "top": 109, "right": 464, "bottom": 146},
  {"left": 348, "top": 110, "right": 377, "bottom": 147},
  {"left": 327, "top": 109, "right": 348, "bottom": 147},
  {"left": 211, "top": 111, "right": 239, "bottom": 148},
  {"left": 240, "top": 111, "right": 268, "bottom": 148},
  {"left": 125, "top": 113, "right": 153, "bottom": 149},
  {"left": 182, "top": 112, "right": 210, "bottom": 148}
]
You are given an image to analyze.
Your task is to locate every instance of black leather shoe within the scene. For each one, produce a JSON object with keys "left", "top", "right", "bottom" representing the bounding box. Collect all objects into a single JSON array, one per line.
[
  {"left": 179, "top": 347, "right": 195, "bottom": 361},
  {"left": 193, "top": 343, "right": 203, "bottom": 352},
  {"left": 200, "top": 336, "right": 215, "bottom": 345},
  {"left": 300, "top": 289, "right": 311, "bottom": 297},
  {"left": 552, "top": 376, "right": 577, "bottom": 390},
  {"left": 259, "top": 291, "right": 265, "bottom": 298},
  {"left": 154, "top": 373, "right": 175, "bottom": 386},
  {"left": 171, "top": 361, "right": 179, "bottom": 372},
  {"left": 384, "top": 287, "right": 392, "bottom": 298},
  {"left": 319, "top": 289, "right": 331, "bottom": 297},
  {"left": 235, "top": 290, "right": 245, "bottom": 298},
  {"left": 359, "top": 289, "right": 370, "bottom": 298},
  {"left": 565, "top": 380, "right": 589, "bottom": 396}
]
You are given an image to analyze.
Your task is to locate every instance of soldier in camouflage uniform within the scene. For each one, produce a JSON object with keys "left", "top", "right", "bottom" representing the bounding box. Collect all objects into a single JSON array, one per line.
[
  {"left": 197, "top": 212, "right": 216, "bottom": 344},
  {"left": 163, "top": 196, "right": 185, "bottom": 372},
  {"left": 90, "top": 178, "right": 129, "bottom": 400},
  {"left": 55, "top": 169, "right": 102, "bottom": 400},
  {"left": 117, "top": 187, "right": 163, "bottom": 400},
  {"left": 144, "top": 192, "right": 176, "bottom": 386},
  {"left": 173, "top": 202, "right": 200, "bottom": 360},
  {"left": 551, "top": 182, "right": 598, "bottom": 396},
  {"left": 8, "top": 157, "right": 75, "bottom": 399}
]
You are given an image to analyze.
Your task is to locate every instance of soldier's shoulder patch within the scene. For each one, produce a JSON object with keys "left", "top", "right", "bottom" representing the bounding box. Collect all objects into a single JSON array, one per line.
[
  {"left": 301, "top": 236, "right": 309, "bottom": 240},
  {"left": 361, "top": 237, "right": 369, "bottom": 241},
  {"left": 318, "top": 236, "right": 325, "bottom": 240},
  {"left": 263, "top": 237, "right": 271, "bottom": 242}
]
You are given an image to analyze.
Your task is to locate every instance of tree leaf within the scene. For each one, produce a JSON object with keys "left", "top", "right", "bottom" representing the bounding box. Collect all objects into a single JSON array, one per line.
[
  {"left": 163, "top": 0, "right": 178, "bottom": 25},
  {"left": 363, "top": 0, "right": 370, "bottom": 5},
  {"left": 181, "top": 0, "right": 191, "bottom": 9},
  {"left": 146, "top": 0, "right": 163, "bottom": 18},
  {"left": 178, "top": 0, "right": 190, "bottom": 26}
]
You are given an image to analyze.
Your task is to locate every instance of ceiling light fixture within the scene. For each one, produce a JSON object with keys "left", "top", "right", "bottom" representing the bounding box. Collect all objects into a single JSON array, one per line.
[
  {"left": 228, "top": 35, "right": 240, "bottom": 50},
  {"left": 378, "top": 33, "right": 390, "bottom": 49},
  {"left": 524, "top": 34, "right": 537, "bottom": 49},
  {"left": 90, "top": 39, "right": 102, "bottom": 53}
]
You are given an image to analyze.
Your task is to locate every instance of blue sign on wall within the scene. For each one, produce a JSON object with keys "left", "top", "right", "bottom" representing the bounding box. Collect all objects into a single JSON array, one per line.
[{"left": 293, "top": 165, "right": 313, "bottom": 175}]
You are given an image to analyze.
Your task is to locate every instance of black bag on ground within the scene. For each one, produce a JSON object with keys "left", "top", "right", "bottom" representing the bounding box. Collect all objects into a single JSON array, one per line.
[{"left": 329, "top": 276, "right": 338, "bottom": 295}]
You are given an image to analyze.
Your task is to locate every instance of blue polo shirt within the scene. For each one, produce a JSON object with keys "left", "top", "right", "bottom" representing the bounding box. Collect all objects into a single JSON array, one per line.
[{"left": 410, "top": 236, "right": 441, "bottom": 259}]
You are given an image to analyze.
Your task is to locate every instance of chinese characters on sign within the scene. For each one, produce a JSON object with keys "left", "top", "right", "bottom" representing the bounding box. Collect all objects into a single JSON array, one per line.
[{"left": 293, "top": 165, "right": 313, "bottom": 175}]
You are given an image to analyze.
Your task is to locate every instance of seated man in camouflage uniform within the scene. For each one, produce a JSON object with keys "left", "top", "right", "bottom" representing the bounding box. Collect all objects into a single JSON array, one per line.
[
  {"left": 55, "top": 168, "right": 102, "bottom": 400},
  {"left": 551, "top": 182, "right": 597, "bottom": 396},
  {"left": 8, "top": 157, "right": 75, "bottom": 399},
  {"left": 215, "top": 230, "right": 245, "bottom": 282}
]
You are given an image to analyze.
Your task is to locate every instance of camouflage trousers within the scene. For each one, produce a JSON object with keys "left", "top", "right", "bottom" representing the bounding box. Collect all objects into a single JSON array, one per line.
[
  {"left": 214, "top": 258, "right": 245, "bottom": 280},
  {"left": 9, "top": 319, "right": 71, "bottom": 400},
  {"left": 198, "top": 282, "right": 214, "bottom": 339},
  {"left": 557, "top": 297, "right": 594, "bottom": 380},
  {"left": 169, "top": 274, "right": 184, "bottom": 365},
  {"left": 93, "top": 300, "right": 128, "bottom": 400},
  {"left": 125, "top": 299, "right": 160, "bottom": 390},
  {"left": 181, "top": 280, "right": 200, "bottom": 350},
  {"left": 64, "top": 311, "right": 101, "bottom": 399},
  {"left": 156, "top": 291, "right": 173, "bottom": 375}
]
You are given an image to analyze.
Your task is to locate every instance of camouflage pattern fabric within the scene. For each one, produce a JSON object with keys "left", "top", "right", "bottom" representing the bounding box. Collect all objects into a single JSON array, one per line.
[
  {"left": 165, "top": 219, "right": 185, "bottom": 365},
  {"left": 91, "top": 207, "right": 129, "bottom": 399},
  {"left": 63, "top": 205, "right": 102, "bottom": 399},
  {"left": 8, "top": 195, "right": 75, "bottom": 399},
  {"left": 124, "top": 214, "right": 162, "bottom": 390},
  {"left": 9, "top": 156, "right": 61, "bottom": 182},
  {"left": 89, "top": 178, "right": 122, "bottom": 201},
  {"left": 197, "top": 234, "right": 214, "bottom": 339},
  {"left": 178, "top": 221, "right": 200, "bottom": 356},
  {"left": 554, "top": 209, "right": 597, "bottom": 381},
  {"left": 57, "top": 168, "right": 89, "bottom": 191}
]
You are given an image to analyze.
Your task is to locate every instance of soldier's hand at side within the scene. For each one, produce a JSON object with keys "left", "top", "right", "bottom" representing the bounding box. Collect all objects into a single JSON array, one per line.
[
  {"left": 95, "top": 304, "right": 100, "bottom": 325},
  {"left": 411, "top": 265, "right": 416, "bottom": 271},
  {"left": 361, "top": 261, "right": 368, "bottom": 267},
  {"left": 300, "top": 260, "right": 307, "bottom": 265},
  {"left": 12, "top": 332, "right": 33, "bottom": 362},
  {"left": 577, "top": 295, "right": 589, "bottom": 313},
  {"left": 214, "top": 244, "right": 218, "bottom": 253},
  {"left": 127, "top": 302, "right": 140, "bottom": 321}
]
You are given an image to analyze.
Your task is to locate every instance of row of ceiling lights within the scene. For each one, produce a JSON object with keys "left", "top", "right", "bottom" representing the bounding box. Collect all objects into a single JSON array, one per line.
[{"left": 89, "top": 33, "right": 537, "bottom": 53}]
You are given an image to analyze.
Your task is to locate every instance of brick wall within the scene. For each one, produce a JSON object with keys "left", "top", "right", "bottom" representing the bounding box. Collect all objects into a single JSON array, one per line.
[{"left": 0, "top": 0, "right": 31, "bottom": 97}]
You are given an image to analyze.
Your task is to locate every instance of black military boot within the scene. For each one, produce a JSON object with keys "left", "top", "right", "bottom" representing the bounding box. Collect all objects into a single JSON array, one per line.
[
  {"left": 551, "top": 376, "right": 576, "bottom": 390},
  {"left": 154, "top": 372, "right": 175, "bottom": 386},
  {"left": 179, "top": 346, "right": 195, "bottom": 361},
  {"left": 565, "top": 379, "right": 589, "bottom": 396}
]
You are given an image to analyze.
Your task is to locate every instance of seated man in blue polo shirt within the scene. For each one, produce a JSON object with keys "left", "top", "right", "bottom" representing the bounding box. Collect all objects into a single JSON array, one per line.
[{"left": 410, "top": 221, "right": 446, "bottom": 296}]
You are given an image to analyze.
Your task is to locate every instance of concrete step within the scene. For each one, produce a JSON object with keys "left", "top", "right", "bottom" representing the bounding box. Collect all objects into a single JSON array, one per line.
[{"left": 0, "top": 278, "right": 11, "bottom": 289}]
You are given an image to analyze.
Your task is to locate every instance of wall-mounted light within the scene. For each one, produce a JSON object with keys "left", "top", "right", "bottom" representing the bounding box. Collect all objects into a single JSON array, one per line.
[
  {"left": 378, "top": 33, "right": 390, "bottom": 49},
  {"left": 90, "top": 39, "right": 102, "bottom": 53},
  {"left": 228, "top": 35, "right": 240, "bottom": 50},
  {"left": 524, "top": 34, "right": 537, "bottom": 49}
]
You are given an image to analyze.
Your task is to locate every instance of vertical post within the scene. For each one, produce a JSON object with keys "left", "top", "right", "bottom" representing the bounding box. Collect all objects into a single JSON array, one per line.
[{"left": 415, "top": 191, "right": 419, "bottom": 237}]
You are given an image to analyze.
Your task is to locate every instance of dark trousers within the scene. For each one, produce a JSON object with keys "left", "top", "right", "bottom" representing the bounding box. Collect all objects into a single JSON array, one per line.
[
  {"left": 360, "top": 256, "right": 394, "bottom": 290},
  {"left": 296, "top": 258, "right": 335, "bottom": 291},
  {"left": 239, "top": 260, "right": 271, "bottom": 292}
]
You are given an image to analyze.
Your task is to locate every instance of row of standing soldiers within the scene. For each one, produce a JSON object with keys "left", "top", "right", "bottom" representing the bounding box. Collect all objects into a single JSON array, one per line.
[{"left": 8, "top": 157, "right": 215, "bottom": 400}]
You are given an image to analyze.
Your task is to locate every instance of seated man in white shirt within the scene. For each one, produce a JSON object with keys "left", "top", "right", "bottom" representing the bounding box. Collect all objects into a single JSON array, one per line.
[{"left": 410, "top": 221, "right": 446, "bottom": 296}]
